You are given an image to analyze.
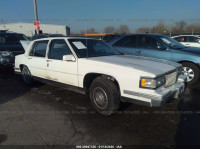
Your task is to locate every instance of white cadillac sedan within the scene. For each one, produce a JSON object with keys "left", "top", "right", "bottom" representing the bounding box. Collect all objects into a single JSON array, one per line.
[{"left": 15, "top": 37, "right": 186, "bottom": 115}]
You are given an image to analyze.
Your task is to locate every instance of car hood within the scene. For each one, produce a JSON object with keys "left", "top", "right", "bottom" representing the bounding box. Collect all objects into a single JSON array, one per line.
[
  {"left": 178, "top": 47, "right": 200, "bottom": 54},
  {"left": 87, "top": 55, "right": 181, "bottom": 76}
]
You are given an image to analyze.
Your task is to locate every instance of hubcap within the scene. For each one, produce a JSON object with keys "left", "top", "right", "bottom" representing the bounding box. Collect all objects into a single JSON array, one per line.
[
  {"left": 183, "top": 67, "right": 194, "bottom": 82},
  {"left": 93, "top": 87, "right": 108, "bottom": 109}
]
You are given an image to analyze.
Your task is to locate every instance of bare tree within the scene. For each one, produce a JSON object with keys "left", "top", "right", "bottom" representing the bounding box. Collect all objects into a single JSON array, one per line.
[
  {"left": 135, "top": 21, "right": 200, "bottom": 35},
  {"left": 80, "top": 30, "right": 86, "bottom": 35},
  {"left": 175, "top": 20, "right": 187, "bottom": 33},
  {"left": 117, "top": 24, "right": 130, "bottom": 34},
  {"left": 80, "top": 28, "right": 97, "bottom": 34},
  {"left": 104, "top": 26, "right": 115, "bottom": 33},
  {"left": 151, "top": 21, "right": 168, "bottom": 33},
  {"left": 185, "top": 23, "right": 200, "bottom": 33},
  {"left": 136, "top": 27, "right": 151, "bottom": 33},
  {"left": 86, "top": 28, "right": 96, "bottom": 33}
]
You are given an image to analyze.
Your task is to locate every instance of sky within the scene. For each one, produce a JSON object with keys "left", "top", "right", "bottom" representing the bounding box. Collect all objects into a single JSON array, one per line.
[{"left": 0, "top": 0, "right": 200, "bottom": 33}]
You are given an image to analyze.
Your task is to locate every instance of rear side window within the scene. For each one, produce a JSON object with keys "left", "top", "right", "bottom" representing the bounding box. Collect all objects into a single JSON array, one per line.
[
  {"left": 29, "top": 40, "right": 48, "bottom": 57},
  {"left": 174, "top": 36, "right": 186, "bottom": 42},
  {"left": 113, "top": 36, "right": 137, "bottom": 47},
  {"left": 48, "top": 39, "right": 72, "bottom": 60}
]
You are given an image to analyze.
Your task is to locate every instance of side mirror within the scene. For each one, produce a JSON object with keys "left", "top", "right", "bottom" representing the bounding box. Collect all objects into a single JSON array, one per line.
[
  {"left": 63, "top": 55, "right": 75, "bottom": 62},
  {"left": 157, "top": 45, "right": 166, "bottom": 50}
]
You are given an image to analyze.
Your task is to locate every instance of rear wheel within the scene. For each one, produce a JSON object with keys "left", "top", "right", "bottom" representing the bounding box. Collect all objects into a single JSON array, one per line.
[
  {"left": 22, "top": 66, "right": 33, "bottom": 85},
  {"left": 182, "top": 62, "right": 200, "bottom": 85},
  {"left": 89, "top": 76, "right": 120, "bottom": 116}
]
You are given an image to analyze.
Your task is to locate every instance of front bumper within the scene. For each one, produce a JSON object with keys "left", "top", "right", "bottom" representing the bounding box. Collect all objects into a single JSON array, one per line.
[{"left": 121, "top": 75, "right": 186, "bottom": 107}]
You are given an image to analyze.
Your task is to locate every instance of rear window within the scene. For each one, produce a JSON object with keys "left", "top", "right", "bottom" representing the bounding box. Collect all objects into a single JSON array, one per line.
[
  {"left": 0, "top": 34, "right": 29, "bottom": 45},
  {"left": 29, "top": 40, "right": 48, "bottom": 57}
]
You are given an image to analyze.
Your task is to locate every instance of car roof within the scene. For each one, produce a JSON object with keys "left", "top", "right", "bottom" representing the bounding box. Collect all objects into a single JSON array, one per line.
[
  {"left": 172, "top": 35, "right": 200, "bottom": 38},
  {"left": 32, "top": 37, "right": 97, "bottom": 42},
  {"left": 107, "top": 33, "right": 168, "bottom": 45},
  {"left": 0, "top": 32, "right": 25, "bottom": 35}
]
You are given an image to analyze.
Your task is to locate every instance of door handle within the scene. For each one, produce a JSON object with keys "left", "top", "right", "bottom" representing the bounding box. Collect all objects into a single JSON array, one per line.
[
  {"left": 47, "top": 60, "right": 52, "bottom": 62},
  {"left": 136, "top": 51, "right": 142, "bottom": 54},
  {"left": 28, "top": 57, "right": 32, "bottom": 60}
]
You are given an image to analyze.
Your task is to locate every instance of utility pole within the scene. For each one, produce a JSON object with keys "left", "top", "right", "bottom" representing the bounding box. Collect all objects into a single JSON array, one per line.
[{"left": 33, "top": 0, "right": 39, "bottom": 34}]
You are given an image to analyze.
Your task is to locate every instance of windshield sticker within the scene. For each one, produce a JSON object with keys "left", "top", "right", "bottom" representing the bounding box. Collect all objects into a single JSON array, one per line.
[
  {"left": 161, "top": 38, "right": 171, "bottom": 44},
  {"left": 72, "top": 42, "right": 87, "bottom": 49}
]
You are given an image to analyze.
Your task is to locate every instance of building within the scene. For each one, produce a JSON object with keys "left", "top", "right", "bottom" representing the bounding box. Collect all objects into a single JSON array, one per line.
[{"left": 0, "top": 22, "right": 70, "bottom": 37}]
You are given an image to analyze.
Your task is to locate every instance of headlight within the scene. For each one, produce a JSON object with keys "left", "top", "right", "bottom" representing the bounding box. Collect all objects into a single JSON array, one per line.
[
  {"left": 0, "top": 51, "right": 11, "bottom": 56},
  {"left": 140, "top": 76, "right": 166, "bottom": 89}
]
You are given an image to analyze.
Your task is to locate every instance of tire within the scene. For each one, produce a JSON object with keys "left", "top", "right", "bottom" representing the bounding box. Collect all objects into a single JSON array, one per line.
[
  {"left": 22, "top": 66, "right": 33, "bottom": 85},
  {"left": 89, "top": 76, "right": 121, "bottom": 116},
  {"left": 181, "top": 62, "right": 200, "bottom": 85}
]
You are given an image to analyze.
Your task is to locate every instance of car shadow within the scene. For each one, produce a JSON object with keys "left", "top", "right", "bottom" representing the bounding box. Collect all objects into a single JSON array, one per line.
[
  {"left": 175, "top": 83, "right": 200, "bottom": 148},
  {"left": 0, "top": 134, "right": 7, "bottom": 144},
  {"left": 0, "top": 69, "right": 40, "bottom": 105}
]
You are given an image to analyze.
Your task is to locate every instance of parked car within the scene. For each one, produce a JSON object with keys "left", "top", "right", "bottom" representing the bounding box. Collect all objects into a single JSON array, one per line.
[
  {"left": 31, "top": 33, "right": 65, "bottom": 41},
  {"left": 102, "top": 34, "right": 126, "bottom": 42},
  {"left": 109, "top": 34, "right": 200, "bottom": 85},
  {"left": 15, "top": 37, "right": 186, "bottom": 115},
  {"left": 0, "top": 31, "right": 29, "bottom": 68},
  {"left": 172, "top": 35, "right": 200, "bottom": 48}
]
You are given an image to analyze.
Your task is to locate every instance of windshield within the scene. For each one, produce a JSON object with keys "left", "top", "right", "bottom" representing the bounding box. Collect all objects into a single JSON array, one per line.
[
  {"left": 68, "top": 39, "right": 121, "bottom": 58},
  {"left": 155, "top": 35, "right": 185, "bottom": 49}
]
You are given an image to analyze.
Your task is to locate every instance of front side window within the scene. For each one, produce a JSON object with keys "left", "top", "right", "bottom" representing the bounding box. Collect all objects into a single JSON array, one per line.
[
  {"left": 68, "top": 39, "right": 120, "bottom": 58},
  {"left": 187, "top": 36, "right": 200, "bottom": 43},
  {"left": 113, "top": 36, "right": 137, "bottom": 48},
  {"left": 29, "top": 40, "right": 48, "bottom": 57},
  {"left": 48, "top": 39, "right": 72, "bottom": 60}
]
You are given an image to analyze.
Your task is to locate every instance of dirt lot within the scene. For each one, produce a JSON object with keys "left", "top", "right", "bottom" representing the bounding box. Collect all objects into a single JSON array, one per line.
[{"left": 1, "top": 69, "right": 200, "bottom": 148}]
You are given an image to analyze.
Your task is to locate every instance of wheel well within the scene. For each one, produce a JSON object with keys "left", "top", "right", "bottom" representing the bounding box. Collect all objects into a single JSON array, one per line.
[
  {"left": 19, "top": 64, "right": 25, "bottom": 72},
  {"left": 178, "top": 61, "right": 200, "bottom": 68},
  {"left": 83, "top": 73, "right": 120, "bottom": 94}
]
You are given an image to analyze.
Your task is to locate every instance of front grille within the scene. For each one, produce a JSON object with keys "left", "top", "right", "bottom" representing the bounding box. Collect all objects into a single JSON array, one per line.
[{"left": 164, "top": 71, "right": 178, "bottom": 87}]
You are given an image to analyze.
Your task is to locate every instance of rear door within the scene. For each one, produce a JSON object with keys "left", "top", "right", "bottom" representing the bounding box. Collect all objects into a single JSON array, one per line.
[
  {"left": 112, "top": 35, "right": 141, "bottom": 56},
  {"left": 26, "top": 40, "right": 49, "bottom": 78}
]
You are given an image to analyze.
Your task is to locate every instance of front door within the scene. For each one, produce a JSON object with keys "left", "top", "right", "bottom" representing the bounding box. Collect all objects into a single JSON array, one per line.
[
  {"left": 186, "top": 36, "right": 200, "bottom": 48},
  {"left": 46, "top": 39, "right": 78, "bottom": 86},
  {"left": 136, "top": 35, "right": 172, "bottom": 61}
]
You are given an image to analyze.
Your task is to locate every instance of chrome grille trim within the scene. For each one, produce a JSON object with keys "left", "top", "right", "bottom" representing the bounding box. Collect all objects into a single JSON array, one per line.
[{"left": 164, "top": 71, "right": 178, "bottom": 87}]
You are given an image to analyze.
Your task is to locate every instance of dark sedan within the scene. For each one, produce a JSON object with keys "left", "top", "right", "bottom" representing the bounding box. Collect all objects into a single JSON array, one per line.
[{"left": 0, "top": 32, "right": 29, "bottom": 68}]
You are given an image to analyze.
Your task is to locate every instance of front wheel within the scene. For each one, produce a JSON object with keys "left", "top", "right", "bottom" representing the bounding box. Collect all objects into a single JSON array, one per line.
[
  {"left": 182, "top": 62, "right": 200, "bottom": 85},
  {"left": 89, "top": 76, "right": 120, "bottom": 116}
]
